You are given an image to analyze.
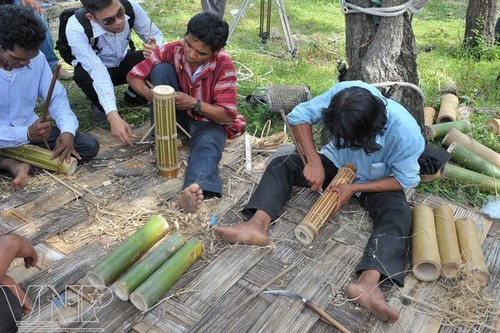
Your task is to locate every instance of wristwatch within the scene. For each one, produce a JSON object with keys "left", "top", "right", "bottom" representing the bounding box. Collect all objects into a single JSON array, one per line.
[{"left": 193, "top": 99, "right": 202, "bottom": 113}]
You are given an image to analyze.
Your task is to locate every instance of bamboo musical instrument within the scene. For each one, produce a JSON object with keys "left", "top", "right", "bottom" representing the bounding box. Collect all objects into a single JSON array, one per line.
[{"left": 294, "top": 164, "right": 356, "bottom": 245}]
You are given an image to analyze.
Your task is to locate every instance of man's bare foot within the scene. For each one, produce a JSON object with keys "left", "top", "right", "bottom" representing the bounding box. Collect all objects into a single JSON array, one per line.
[
  {"left": 0, "top": 157, "right": 31, "bottom": 190},
  {"left": 213, "top": 211, "right": 271, "bottom": 246},
  {"left": 345, "top": 270, "right": 400, "bottom": 323},
  {"left": 177, "top": 183, "right": 203, "bottom": 213}
]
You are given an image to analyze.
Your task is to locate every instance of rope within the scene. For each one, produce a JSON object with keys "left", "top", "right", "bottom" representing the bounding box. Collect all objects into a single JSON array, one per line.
[
  {"left": 341, "top": 0, "right": 425, "bottom": 17},
  {"left": 372, "top": 81, "right": 425, "bottom": 101}
]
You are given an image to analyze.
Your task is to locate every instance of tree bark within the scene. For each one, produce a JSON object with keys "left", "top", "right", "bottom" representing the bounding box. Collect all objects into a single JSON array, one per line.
[
  {"left": 464, "top": 0, "right": 497, "bottom": 48},
  {"left": 344, "top": 0, "right": 423, "bottom": 128}
]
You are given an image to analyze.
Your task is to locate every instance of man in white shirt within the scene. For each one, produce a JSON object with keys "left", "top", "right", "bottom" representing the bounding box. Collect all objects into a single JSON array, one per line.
[{"left": 67, "top": 0, "right": 163, "bottom": 145}]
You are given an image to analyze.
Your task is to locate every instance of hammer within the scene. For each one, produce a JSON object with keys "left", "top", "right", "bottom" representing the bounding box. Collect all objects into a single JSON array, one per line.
[{"left": 263, "top": 289, "right": 351, "bottom": 333}]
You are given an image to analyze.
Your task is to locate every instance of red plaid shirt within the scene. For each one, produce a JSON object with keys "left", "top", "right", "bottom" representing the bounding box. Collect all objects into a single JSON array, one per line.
[{"left": 128, "top": 41, "right": 246, "bottom": 139}]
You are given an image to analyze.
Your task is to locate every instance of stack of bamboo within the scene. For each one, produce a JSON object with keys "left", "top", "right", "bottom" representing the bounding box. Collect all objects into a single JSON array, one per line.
[
  {"left": 422, "top": 93, "right": 500, "bottom": 193},
  {"left": 86, "top": 215, "right": 204, "bottom": 311},
  {"left": 411, "top": 204, "right": 490, "bottom": 286}
]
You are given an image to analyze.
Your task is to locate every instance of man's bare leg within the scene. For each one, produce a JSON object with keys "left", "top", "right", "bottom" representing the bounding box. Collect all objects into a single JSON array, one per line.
[
  {"left": 0, "top": 157, "right": 31, "bottom": 190},
  {"left": 177, "top": 183, "right": 204, "bottom": 213},
  {"left": 213, "top": 210, "right": 271, "bottom": 246},
  {"left": 345, "top": 269, "right": 400, "bottom": 323}
]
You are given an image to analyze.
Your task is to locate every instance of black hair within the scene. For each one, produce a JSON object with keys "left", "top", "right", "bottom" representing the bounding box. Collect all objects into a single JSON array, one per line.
[
  {"left": 0, "top": 5, "right": 45, "bottom": 51},
  {"left": 322, "top": 86, "right": 388, "bottom": 154},
  {"left": 186, "top": 12, "right": 229, "bottom": 52},
  {"left": 80, "top": 0, "right": 113, "bottom": 14}
]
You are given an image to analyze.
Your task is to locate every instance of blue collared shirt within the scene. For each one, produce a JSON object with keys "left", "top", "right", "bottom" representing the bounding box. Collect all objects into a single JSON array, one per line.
[
  {"left": 0, "top": 53, "right": 78, "bottom": 148},
  {"left": 287, "top": 81, "right": 425, "bottom": 189}
]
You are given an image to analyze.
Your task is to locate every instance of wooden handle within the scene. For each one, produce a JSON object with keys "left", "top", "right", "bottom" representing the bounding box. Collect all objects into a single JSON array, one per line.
[
  {"left": 41, "top": 63, "right": 61, "bottom": 122},
  {"left": 305, "top": 300, "right": 351, "bottom": 333},
  {"left": 279, "top": 109, "right": 307, "bottom": 165}
]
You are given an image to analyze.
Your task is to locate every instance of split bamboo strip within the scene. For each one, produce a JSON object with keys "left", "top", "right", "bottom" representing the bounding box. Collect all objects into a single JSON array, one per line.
[
  {"left": 485, "top": 119, "right": 500, "bottom": 135},
  {"left": 424, "top": 120, "right": 471, "bottom": 141},
  {"left": 0, "top": 144, "right": 77, "bottom": 175},
  {"left": 441, "top": 163, "right": 500, "bottom": 194},
  {"left": 447, "top": 142, "right": 500, "bottom": 179},
  {"left": 455, "top": 217, "right": 490, "bottom": 286},
  {"left": 411, "top": 205, "right": 441, "bottom": 282},
  {"left": 423, "top": 106, "right": 436, "bottom": 127},
  {"left": 130, "top": 238, "right": 204, "bottom": 311},
  {"left": 86, "top": 215, "right": 171, "bottom": 290},
  {"left": 437, "top": 93, "right": 459, "bottom": 123},
  {"left": 433, "top": 205, "right": 461, "bottom": 279},
  {"left": 112, "top": 233, "right": 186, "bottom": 301},
  {"left": 294, "top": 164, "right": 356, "bottom": 245},
  {"left": 442, "top": 128, "right": 500, "bottom": 168},
  {"left": 153, "top": 85, "right": 178, "bottom": 178}
]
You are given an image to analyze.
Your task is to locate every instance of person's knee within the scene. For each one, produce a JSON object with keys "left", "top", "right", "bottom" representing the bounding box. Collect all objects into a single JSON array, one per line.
[{"left": 150, "top": 63, "right": 178, "bottom": 87}]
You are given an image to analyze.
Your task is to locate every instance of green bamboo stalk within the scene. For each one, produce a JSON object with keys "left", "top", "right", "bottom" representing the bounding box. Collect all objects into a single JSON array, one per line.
[
  {"left": 442, "top": 163, "right": 500, "bottom": 194},
  {"left": 0, "top": 144, "right": 77, "bottom": 175},
  {"left": 86, "top": 215, "right": 171, "bottom": 290},
  {"left": 424, "top": 120, "right": 471, "bottom": 141},
  {"left": 130, "top": 238, "right": 204, "bottom": 311},
  {"left": 112, "top": 233, "right": 186, "bottom": 301},
  {"left": 447, "top": 142, "right": 500, "bottom": 179}
]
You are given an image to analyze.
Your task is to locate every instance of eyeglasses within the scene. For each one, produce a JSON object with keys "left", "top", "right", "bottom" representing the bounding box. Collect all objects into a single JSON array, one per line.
[{"left": 96, "top": 6, "right": 125, "bottom": 26}]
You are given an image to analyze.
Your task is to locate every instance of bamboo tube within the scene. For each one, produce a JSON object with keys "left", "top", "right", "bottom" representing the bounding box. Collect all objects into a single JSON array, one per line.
[
  {"left": 442, "top": 128, "right": 500, "bottom": 168},
  {"left": 433, "top": 205, "right": 461, "bottom": 279},
  {"left": 442, "top": 163, "right": 500, "bottom": 194},
  {"left": 86, "top": 215, "right": 171, "bottom": 290},
  {"left": 423, "top": 107, "right": 436, "bottom": 127},
  {"left": 294, "top": 164, "right": 356, "bottom": 245},
  {"left": 0, "top": 144, "right": 77, "bottom": 175},
  {"left": 130, "top": 238, "right": 204, "bottom": 311},
  {"left": 424, "top": 120, "right": 471, "bottom": 141},
  {"left": 112, "top": 233, "right": 186, "bottom": 301},
  {"left": 411, "top": 205, "right": 441, "bottom": 282},
  {"left": 447, "top": 142, "right": 500, "bottom": 179},
  {"left": 455, "top": 217, "right": 490, "bottom": 286},
  {"left": 437, "top": 93, "right": 459, "bottom": 123},
  {"left": 485, "top": 119, "right": 500, "bottom": 135}
]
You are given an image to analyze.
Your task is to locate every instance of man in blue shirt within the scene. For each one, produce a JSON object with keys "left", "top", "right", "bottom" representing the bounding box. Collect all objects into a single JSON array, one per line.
[
  {"left": 0, "top": 5, "right": 99, "bottom": 189},
  {"left": 214, "top": 81, "right": 425, "bottom": 323}
]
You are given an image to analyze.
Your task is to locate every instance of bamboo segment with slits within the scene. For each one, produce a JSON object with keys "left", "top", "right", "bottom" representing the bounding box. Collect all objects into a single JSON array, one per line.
[
  {"left": 294, "top": 164, "right": 356, "bottom": 245},
  {"left": 153, "top": 85, "right": 178, "bottom": 178},
  {"left": 434, "top": 205, "right": 461, "bottom": 279}
]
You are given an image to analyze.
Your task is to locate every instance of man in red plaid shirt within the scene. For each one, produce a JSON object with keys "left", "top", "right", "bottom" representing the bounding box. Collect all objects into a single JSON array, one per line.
[{"left": 128, "top": 12, "right": 245, "bottom": 213}]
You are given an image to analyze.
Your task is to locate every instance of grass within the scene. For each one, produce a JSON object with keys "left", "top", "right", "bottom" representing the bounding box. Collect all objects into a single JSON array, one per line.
[{"left": 57, "top": 0, "right": 498, "bottom": 209}]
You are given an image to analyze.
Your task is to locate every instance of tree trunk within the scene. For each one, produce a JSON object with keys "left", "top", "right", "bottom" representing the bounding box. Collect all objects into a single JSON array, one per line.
[
  {"left": 464, "top": 0, "right": 497, "bottom": 48},
  {"left": 344, "top": 0, "right": 423, "bottom": 128}
]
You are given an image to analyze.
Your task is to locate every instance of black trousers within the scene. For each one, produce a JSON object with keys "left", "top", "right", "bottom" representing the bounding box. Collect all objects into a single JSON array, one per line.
[
  {"left": 0, "top": 286, "right": 22, "bottom": 333},
  {"left": 73, "top": 51, "right": 145, "bottom": 112},
  {"left": 244, "top": 154, "right": 411, "bottom": 286}
]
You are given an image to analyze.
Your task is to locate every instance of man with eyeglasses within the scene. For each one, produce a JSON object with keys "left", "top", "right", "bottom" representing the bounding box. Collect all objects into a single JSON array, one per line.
[
  {"left": 66, "top": 0, "right": 163, "bottom": 145},
  {"left": 127, "top": 13, "right": 246, "bottom": 213}
]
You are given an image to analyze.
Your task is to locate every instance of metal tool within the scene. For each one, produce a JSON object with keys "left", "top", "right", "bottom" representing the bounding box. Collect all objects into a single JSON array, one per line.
[{"left": 263, "top": 289, "right": 351, "bottom": 333}]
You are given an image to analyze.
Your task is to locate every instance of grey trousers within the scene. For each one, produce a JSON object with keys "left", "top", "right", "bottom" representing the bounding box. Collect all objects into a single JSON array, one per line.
[{"left": 201, "top": 0, "right": 226, "bottom": 18}]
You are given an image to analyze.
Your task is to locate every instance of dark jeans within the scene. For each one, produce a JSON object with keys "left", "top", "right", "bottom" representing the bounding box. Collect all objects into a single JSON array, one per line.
[
  {"left": 0, "top": 286, "right": 22, "bottom": 333},
  {"left": 73, "top": 51, "right": 145, "bottom": 112},
  {"left": 244, "top": 153, "right": 411, "bottom": 286},
  {"left": 29, "top": 126, "right": 100, "bottom": 163}
]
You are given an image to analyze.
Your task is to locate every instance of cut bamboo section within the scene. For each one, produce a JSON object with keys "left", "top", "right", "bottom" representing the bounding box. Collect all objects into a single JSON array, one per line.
[
  {"left": 0, "top": 144, "right": 77, "bottom": 175},
  {"left": 411, "top": 205, "right": 441, "bottom": 282},
  {"left": 433, "top": 205, "right": 460, "bottom": 279},
  {"left": 423, "top": 107, "right": 436, "bottom": 127},
  {"left": 294, "top": 164, "right": 356, "bottom": 245},
  {"left": 442, "top": 128, "right": 500, "bottom": 168},
  {"left": 112, "top": 233, "right": 186, "bottom": 301},
  {"left": 455, "top": 217, "right": 490, "bottom": 286},
  {"left": 86, "top": 215, "right": 171, "bottom": 290},
  {"left": 485, "top": 119, "right": 500, "bottom": 135},
  {"left": 437, "top": 93, "right": 459, "bottom": 123},
  {"left": 447, "top": 142, "right": 500, "bottom": 179},
  {"left": 424, "top": 120, "right": 471, "bottom": 141},
  {"left": 441, "top": 163, "right": 500, "bottom": 194},
  {"left": 130, "top": 238, "right": 204, "bottom": 311}
]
